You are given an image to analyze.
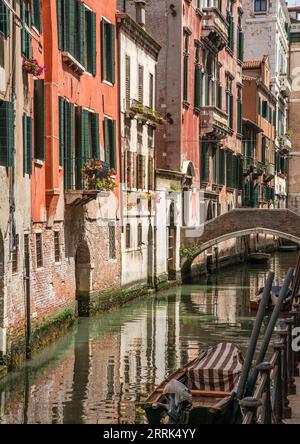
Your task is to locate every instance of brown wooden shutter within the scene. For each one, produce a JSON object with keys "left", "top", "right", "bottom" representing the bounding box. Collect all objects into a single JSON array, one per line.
[
  {"left": 138, "top": 65, "right": 144, "bottom": 103},
  {"left": 125, "top": 55, "right": 131, "bottom": 105}
]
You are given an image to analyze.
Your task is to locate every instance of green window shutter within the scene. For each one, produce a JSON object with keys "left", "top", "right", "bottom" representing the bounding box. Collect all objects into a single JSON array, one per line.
[
  {"left": 262, "top": 100, "right": 267, "bottom": 118},
  {"left": 0, "top": 0, "right": 10, "bottom": 37},
  {"left": 229, "top": 94, "right": 233, "bottom": 129},
  {"left": 0, "top": 100, "right": 14, "bottom": 167},
  {"left": 58, "top": 96, "right": 64, "bottom": 167},
  {"left": 104, "top": 118, "right": 116, "bottom": 170},
  {"left": 212, "top": 145, "right": 217, "bottom": 184},
  {"left": 34, "top": 79, "right": 45, "bottom": 160},
  {"left": 64, "top": 0, "right": 76, "bottom": 56},
  {"left": 86, "top": 11, "right": 96, "bottom": 75},
  {"left": 77, "top": 1, "right": 85, "bottom": 66},
  {"left": 217, "top": 83, "right": 222, "bottom": 109},
  {"left": 258, "top": 96, "right": 261, "bottom": 115},
  {"left": 102, "top": 20, "right": 115, "bottom": 83},
  {"left": 183, "top": 54, "right": 188, "bottom": 102},
  {"left": 23, "top": 114, "right": 32, "bottom": 175},
  {"left": 21, "top": 3, "right": 32, "bottom": 58},
  {"left": 91, "top": 112, "right": 100, "bottom": 159},
  {"left": 201, "top": 143, "right": 209, "bottom": 182},
  {"left": 194, "top": 65, "right": 202, "bottom": 110},
  {"left": 237, "top": 100, "right": 242, "bottom": 134},
  {"left": 31, "top": 0, "right": 42, "bottom": 33},
  {"left": 226, "top": 151, "right": 233, "bottom": 188},
  {"left": 219, "top": 149, "right": 225, "bottom": 186},
  {"left": 56, "top": 0, "right": 63, "bottom": 50},
  {"left": 64, "top": 102, "right": 75, "bottom": 189},
  {"left": 238, "top": 28, "right": 244, "bottom": 62}
]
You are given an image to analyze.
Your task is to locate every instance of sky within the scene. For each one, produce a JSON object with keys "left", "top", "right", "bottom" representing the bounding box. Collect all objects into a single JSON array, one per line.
[{"left": 288, "top": 0, "right": 300, "bottom": 6}]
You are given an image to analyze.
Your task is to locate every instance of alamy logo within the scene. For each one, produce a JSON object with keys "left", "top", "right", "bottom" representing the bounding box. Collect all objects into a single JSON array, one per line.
[{"left": 292, "top": 327, "right": 300, "bottom": 352}]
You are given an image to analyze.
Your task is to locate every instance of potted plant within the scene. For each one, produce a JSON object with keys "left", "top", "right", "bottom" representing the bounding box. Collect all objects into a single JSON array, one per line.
[
  {"left": 82, "top": 160, "right": 117, "bottom": 194},
  {"left": 22, "top": 57, "right": 46, "bottom": 77}
]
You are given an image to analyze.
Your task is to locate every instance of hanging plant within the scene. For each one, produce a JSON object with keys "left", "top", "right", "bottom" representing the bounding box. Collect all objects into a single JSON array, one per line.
[
  {"left": 82, "top": 160, "right": 117, "bottom": 192},
  {"left": 22, "top": 57, "right": 46, "bottom": 77}
]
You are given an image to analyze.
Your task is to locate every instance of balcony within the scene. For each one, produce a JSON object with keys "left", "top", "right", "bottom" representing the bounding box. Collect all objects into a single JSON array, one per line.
[
  {"left": 278, "top": 134, "right": 292, "bottom": 153},
  {"left": 202, "top": 7, "right": 228, "bottom": 51},
  {"left": 200, "top": 106, "right": 229, "bottom": 140},
  {"left": 251, "top": 160, "right": 265, "bottom": 179},
  {"left": 125, "top": 99, "right": 166, "bottom": 125},
  {"left": 243, "top": 157, "right": 255, "bottom": 176},
  {"left": 264, "top": 163, "right": 275, "bottom": 182},
  {"left": 278, "top": 74, "right": 292, "bottom": 98},
  {"left": 64, "top": 158, "right": 116, "bottom": 207},
  {"left": 62, "top": 52, "right": 85, "bottom": 76}
]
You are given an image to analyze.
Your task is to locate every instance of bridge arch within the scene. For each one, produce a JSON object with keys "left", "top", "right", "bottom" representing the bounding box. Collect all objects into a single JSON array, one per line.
[{"left": 181, "top": 209, "right": 300, "bottom": 273}]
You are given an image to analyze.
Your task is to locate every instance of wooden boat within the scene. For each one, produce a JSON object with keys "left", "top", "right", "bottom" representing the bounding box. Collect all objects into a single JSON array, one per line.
[
  {"left": 248, "top": 252, "right": 271, "bottom": 263},
  {"left": 143, "top": 343, "right": 244, "bottom": 425},
  {"left": 250, "top": 285, "right": 293, "bottom": 312}
]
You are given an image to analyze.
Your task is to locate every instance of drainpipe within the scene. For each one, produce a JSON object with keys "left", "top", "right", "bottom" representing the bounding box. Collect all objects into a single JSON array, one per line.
[{"left": 117, "top": 19, "right": 124, "bottom": 258}]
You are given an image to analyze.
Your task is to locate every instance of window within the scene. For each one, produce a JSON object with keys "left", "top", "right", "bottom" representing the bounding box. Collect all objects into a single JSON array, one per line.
[
  {"left": 258, "top": 96, "right": 261, "bottom": 115},
  {"left": 237, "top": 87, "right": 242, "bottom": 134},
  {"left": 149, "top": 73, "right": 154, "bottom": 109},
  {"left": 148, "top": 126, "right": 154, "bottom": 149},
  {"left": 31, "top": 0, "right": 42, "bottom": 33},
  {"left": 36, "top": 233, "right": 43, "bottom": 268},
  {"left": 56, "top": 0, "right": 96, "bottom": 74},
  {"left": 226, "top": 151, "right": 233, "bottom": 188},
  {"left": 227, "top": 2, "right": 234, "bottom": 52},
  {"left": 183, "top": 32, "right": 189, "bottom": 103},
  {"left": 137, "top": 223, "right": 143, "bottom": 247},
  {"left": 125, "top": 55, "right": 131, "bottom": 105},
  {"left": 0, "top": 0, "right": 10, "bottom": 37},
  {"left": 254, "top": 0, "right": 267, "bottom": 13},
  {"left": 262, "top": 100, "right": 268, "bottom": 119},
  {"left": 148, "top": 156, "right": 154, "bottom": 191},
  {"left": 34, "top": 79, "right": 46, "bottom": 160},
  {"left": 226, "top": 75, "right": 233, "bottom": 129},
  {"left": 194, "top": 44, "right": 202, "bottom": 111},
  {"left": 12, "top": 234, "right": 19, "bottom": 274},
  {"left": 201, "top": 143, "right": 209, "bottom": 183},
  {"left": 218, "top": 149, "right": 225, "bottom": 186},
  {"left": 21, "top": 2, "right": 31, "bottom": 58},
  {"left": 136, "top": 154, "right": 146, "bottom": 189},
  {"left": 297, "top": 12, "right": 300, "bottom": 22},
  {"left": 109, "top": 222, "right": 116, "bottom": 259},
  {"left": 54, "top": 231, "right": 61, "bottom": 263},
  {"left": 23, "top": 114, "right": 32, "bottom": 175},
  {"left": 237, "top": 13, "right": 244, "bottom": 62},
  {"left": 101, "top": 19, "right": 115, "bottom": 84},
  {"left": 125, "top": 223, "right": 131, "bottom": 249},
  {"left": 104, "top": 117, "right": 116, "bottom": 170},
  {"left": 0, "top": 100, "right": 14, "bottom": 167},
  {"left": 125, "top": 150, "right": 133, "bottom": 189},
  {"left": 138, "top": 65, "right": 144, "bottom": 103}
]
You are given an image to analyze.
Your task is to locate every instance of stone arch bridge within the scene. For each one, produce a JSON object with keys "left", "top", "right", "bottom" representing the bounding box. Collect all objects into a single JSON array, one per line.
[{"left": 181, "top": 209, "right": 300, "bottom": 274}]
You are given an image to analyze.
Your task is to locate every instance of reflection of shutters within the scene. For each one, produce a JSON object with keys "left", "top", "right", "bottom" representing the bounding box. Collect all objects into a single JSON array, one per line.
[
  {"left": 125, "top": 55, "right": 131, "bottom": 104},
  {"left": 87, "top": 11, "right": 96, "bottom": 75},
  {"left": 138, "top": 65, "right": 144, "bottom": 103}
]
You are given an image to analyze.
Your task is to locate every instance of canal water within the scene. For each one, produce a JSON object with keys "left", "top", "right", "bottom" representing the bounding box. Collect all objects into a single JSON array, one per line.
[{"left": 0, "top": 251, "right": 297, "bottom": 424}]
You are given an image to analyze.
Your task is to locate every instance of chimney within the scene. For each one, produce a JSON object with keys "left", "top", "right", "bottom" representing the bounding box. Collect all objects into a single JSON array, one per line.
[{"left": 135, "top": 1, "right": 146, "bottom": 28}]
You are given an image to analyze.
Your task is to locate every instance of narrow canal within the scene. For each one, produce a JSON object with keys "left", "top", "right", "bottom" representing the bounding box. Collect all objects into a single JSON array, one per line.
[{"left": 0, "top": 251, "right": 297, "bottom": 424}]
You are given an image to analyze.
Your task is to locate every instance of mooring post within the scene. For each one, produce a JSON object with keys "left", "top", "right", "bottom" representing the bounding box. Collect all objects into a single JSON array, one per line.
[
  {"left": 285, "top": 317, "right": 297, "bottom": 395},
  {"left": 278, "top": 322, "right": 292, "bottom": 419},
  {"left": 272, "top": 341, "right": 284, "bottom": 423},
  {"left": 240, "top": 397, "right": 262, "bottom": 424},
  {"left": 256, "top": 362, "right": 274, "bottom": 424}
]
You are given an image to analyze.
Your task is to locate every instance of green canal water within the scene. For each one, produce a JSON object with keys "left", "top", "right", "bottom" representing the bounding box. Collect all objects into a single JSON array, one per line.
[{"left": 0, "top": 251, "right": 297, "bottom": 424}]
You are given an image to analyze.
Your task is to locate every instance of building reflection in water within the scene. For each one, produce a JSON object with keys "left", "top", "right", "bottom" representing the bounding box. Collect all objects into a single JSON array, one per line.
[{"left": 0, "top": 251, "right": 297, "bottom": 424}]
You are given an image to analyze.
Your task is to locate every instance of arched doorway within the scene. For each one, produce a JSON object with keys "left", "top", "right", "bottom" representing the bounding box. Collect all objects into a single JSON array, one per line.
[
  {"left": 168, "top": 202, "right": 177, "bottom": 280},
  {"left": 0, "top": 231, "right": 4, "bottom": 361},
  {"left": 75, "top": 241, "right": 91, "bottom": 296},
  {"left": 147, "top": 224, "right": 154, "bottom": 286}
]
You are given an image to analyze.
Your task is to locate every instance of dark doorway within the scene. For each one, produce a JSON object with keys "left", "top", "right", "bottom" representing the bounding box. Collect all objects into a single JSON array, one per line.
[{"left": 75, "top": 241, "right": 91, "bottom": 297}]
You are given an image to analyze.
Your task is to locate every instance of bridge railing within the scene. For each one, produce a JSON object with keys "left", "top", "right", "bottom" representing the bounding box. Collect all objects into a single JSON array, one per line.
[{"left": 240, "top": 308, "right": 300, "bottom": 424}]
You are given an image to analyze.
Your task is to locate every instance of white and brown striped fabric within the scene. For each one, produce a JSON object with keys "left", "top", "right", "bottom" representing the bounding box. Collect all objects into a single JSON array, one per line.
[{"left": 187, "top": 342, "right": 244, "bottom": 392}]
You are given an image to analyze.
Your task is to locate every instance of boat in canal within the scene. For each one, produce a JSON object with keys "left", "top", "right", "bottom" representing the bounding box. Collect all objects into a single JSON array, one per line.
[
  {"left": 247, "top": 252, "right": 271, "bottom": 263},
  {"left": 143, "top": 342, "right": 244, "bottom": 425},
  {"left": 250, "top": 285, "right": 293, "bottom": 312}
]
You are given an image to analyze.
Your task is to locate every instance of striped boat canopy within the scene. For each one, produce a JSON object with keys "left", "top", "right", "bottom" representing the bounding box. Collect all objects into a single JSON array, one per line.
[{"left": 187, "top": 342, "right": 244, "bottom": 393}]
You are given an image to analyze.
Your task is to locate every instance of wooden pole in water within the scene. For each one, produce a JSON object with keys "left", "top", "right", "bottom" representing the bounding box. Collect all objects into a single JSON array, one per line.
[
  {"left": 247, "top": 268, "right": 294, "bottom": 395},
  {"left": 236, "top": 271, "right": 274, "bottom": 400}
]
